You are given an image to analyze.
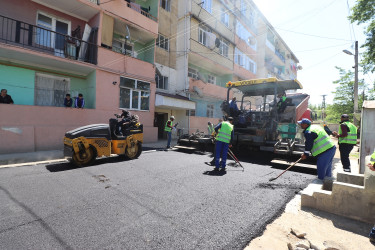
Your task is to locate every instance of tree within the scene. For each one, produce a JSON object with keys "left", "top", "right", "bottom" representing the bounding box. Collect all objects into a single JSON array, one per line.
[
  {"left": 349, "top": 0, "right": 375, "bottom": 73},
  {"left": 325, "top": 67, "right": 365, "bottom": 122}
]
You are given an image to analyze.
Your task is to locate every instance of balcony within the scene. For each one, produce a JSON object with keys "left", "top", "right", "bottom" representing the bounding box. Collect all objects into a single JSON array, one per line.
[
  {"left": 275, "top": 49, "right": 285, "bottom": 63},
  {"left": 31, "top": 0, "right": 100, "bottom": 21},
  {"left": 0, "top": 15, "right": 98, "bottom": 65},
  {"left": 124, "top": 1, "right": 157, "bottom": 22}
]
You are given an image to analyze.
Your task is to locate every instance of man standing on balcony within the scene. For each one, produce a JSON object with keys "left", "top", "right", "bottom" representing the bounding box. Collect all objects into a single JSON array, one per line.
[
  {"left": 0, "top": 89, "right": 14, "bottom": 104},
  {"left": 75, "top": 93, "right": 85, "bottom": 109}
]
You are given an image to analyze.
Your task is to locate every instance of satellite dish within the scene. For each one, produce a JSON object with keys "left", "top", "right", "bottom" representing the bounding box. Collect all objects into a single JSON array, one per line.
[
  {"left": 297, "top": 65, "right": 303, "bottom": 70},
  {"left": 215, "top": 38, "right": 220, "bottom": 48},
  {"left": 248, "top": 37, "right": 256, "bottom": 46}
]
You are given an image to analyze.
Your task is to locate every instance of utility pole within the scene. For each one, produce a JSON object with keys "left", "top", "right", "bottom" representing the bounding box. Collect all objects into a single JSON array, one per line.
[
  {"left": 343, "top": 41, "right": 359, "bottom": 126},
  {"left": 321, "top": 95, "right": 327, "bottom": 121},
  {"left": 353, "top": 41, "right": 359, "bottom": 126}
]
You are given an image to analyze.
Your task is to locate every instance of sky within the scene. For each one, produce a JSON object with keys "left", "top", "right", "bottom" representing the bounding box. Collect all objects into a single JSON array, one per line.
[{"left": 252, "top": 0, "right": 373, "bottom": 105}]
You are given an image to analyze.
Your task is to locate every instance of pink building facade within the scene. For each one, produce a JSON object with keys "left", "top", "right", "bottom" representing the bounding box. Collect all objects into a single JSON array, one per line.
[{"left": 0, "top": 0, "right": 159, "bottom": 154}]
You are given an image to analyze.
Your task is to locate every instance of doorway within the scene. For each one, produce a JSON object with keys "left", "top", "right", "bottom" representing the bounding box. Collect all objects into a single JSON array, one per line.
[{"left": 154, "top": 112, "right": 168, "bottom": 139}]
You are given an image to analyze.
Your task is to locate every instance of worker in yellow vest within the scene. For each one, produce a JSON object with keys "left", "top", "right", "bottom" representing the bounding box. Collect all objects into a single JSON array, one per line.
[
  {"left": 213, "top": 117, "right": 234, "bottom": 172},
  {"left": 332, "top": 114, "right": 358, "bottom": 172},
  {"left": 298, "top": 118, "right": 336, "bottom": 181},
  {"left": 368, "top": 149, "right": 375, "bottom": 242},
  {"left": 164, "top": 116, "right": 176, "bottom": 149}
]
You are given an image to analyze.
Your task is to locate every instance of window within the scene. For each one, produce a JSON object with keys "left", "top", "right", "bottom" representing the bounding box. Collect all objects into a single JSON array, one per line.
[
  {"left": 35, "top": 73, "right": 70, "bottom": 107},
  {"left": 119, "top": 77, "right": 150, "bottom": 110},
  {"left": 236, "top": 21, "right": 257, "bottom": 50},
  {"left": 188, "top": 68, "right": 198, "bottom": 79},
  {"left": 198, "top": 25, "right": 211, "bottom": 46},
  {"left": 160, "top": 0, "right": 170, "bottom": 11},
  {"left": 219, "top": 38, "right": 229, "bottom": 57},
  {"left": 186, "top": 110, "right": 196, "bottom": 116},
  {"left": 234, "top": 48, "right": 257, "bottom": 74},
  {"left": 112, "top": 38, "right": 136, "bottom": 57},
  {"left": 36, "top": 12, "right": 70, "bottom": 56},
  {"left": 221, "top": 8, "right": 229, "bottom": 27},
  {"left": 202, "top": 0, "right": 212, "bottom": 13},
  {"left": 156, "top": 34, "right": 169, "bottom": 51},
  {"left": 207, "top": 75, "right": 216, "bottom": 84},
  {"left": 155, "top": 72, "right": 168, "bottom": 90},
  {"left": 207, "top": 104, "right": 214, "bottom": 118}
]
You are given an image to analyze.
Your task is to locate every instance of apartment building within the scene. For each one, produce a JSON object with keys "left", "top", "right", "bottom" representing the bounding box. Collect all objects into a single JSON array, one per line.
[
  {"left": 153, "top": 0, "right": 301, "bottom": 135},
  {"left": 0, "top": 0, "right": 159, "bottom": 154}
]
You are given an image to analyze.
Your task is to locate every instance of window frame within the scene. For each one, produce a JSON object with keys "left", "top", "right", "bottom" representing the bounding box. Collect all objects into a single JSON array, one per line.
[
  {"left": 34, "top": 73, "right": 70, "bottom": 107},
  {"left": 207, "top": 74, "right": 216, "bottom": 84},
  {"left": 198, "top": 25, "right": 211, "bottom": 47},
  {"left": 160, "top": 0, "right": 171, "bottom": 12},
  {"left": 220, "top": 8, "right": 229, "bottom": 27},
  {"left": 112, "top": 36, "right": 135, "bottom": 57},
  {"left": 219, "top": 38, "right": 229, "bottom": 57},
  {"left": 188, "top": 68, "right": 198, "bottom": 79},
  {"left": 156, "top": 34, "right": 169, "bottom": 51},
  {"left": 202, "top": 0, "right": 212, "bottom": 13},
  {"left": 155, "top": 73, "right": 168, "bottom": 90},
  {"left": 206, "top": 104, "right": 214, "bottom": 118},
  {"left": 119, "top": 77, "right": 150, "bottom": 111}
]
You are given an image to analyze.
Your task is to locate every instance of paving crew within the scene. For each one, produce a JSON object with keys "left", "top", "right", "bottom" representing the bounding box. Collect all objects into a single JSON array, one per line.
[
  {"left": 213, "top": 117, "right": 234, "bottom": 172},
  {"left": 298, "top": 118, "right": 336, "bottom": 181},
  {"left": 367, "top": 149, "right": 375, "bottom": 243},
  {"left": 277, "top": 92, "right": 287, "bottom": 113},
  {"left": 332, "top": 114, "right": 358, "bottom": 172},
  {"left": 165, "top": 116, "right": 176, "bottom": 149}
]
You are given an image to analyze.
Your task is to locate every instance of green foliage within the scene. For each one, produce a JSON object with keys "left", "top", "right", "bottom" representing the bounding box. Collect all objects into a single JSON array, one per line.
[
  {"left": 325, "top": 67, "right": 366, "bottom": 122},
  {"left": 349, "top": 0, "right": 375, "bottom": 73}
]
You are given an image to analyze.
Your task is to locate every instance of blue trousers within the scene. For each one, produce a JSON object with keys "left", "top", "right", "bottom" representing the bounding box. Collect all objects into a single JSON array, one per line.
[
  {"left": 316, "top": 146, "right": 336, "bottom": 180},
  {"left": 166, "top": 131, "right": 172, "bottom": 147},
  {"left": 215, "top": 141, "right": 229, "bottom": 169},
  {"left": 370, "top": 226, "right": 375, "bottom": 240}
]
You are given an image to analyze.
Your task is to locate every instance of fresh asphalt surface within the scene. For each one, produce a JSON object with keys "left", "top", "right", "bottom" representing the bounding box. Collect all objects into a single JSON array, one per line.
[{"left": 0, "top": 149, "right": 316, "bottom": 249}]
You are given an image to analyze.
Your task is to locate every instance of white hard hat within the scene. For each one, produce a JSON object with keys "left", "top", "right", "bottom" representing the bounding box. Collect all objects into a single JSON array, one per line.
[{"left": 170, "top": 116, "right": 175, "bottom": 119}]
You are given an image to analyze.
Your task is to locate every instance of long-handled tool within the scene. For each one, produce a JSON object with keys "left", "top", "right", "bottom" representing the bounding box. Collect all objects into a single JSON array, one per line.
[
  {"left": 269, "top": 157, "right": 302, "bottom": 182},
  {"left": 228, "top": 148, "right": 244, "bottom": 171}
]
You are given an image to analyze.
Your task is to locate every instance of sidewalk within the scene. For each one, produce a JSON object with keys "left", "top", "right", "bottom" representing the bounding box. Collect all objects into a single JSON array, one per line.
[
  {"left": 0, "top": 139, "right": 177, "bottom": 167},
  {"left": 245, "top": 145, "right": 374, "bottom": 250}
]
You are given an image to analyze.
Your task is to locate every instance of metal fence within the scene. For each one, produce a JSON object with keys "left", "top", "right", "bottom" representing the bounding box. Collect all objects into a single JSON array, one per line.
[{"left": 0, "top": 15, "right": 98, "bottom": 65}]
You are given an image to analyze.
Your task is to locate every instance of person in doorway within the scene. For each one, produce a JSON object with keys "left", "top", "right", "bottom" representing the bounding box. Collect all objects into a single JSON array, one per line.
[
  {"left": 229, "top": 97, "right": 239, "bottom": 116},
  {"left": 299, "top": 118, "right": 336, "bottom": 181},
  {"left": 213, "top": 117, "right": 234, "bottom": 172},
  {"left": 332, "top": 114, "right": 358, "bottom": 173},
  {"left": 0, "top": 89, "right": 14, "bottom": 104},
  {"left": 367, "top": 150, "right": 375, "bottom": 242},
  {"left": 75, "top": 93, "right": 85, "bottom": 108},
  {"left": 165, "top": 116, "right": 176, "bottom": 149},
  {"left": 64, "top": 94, "right": 73, "bottom": 107}
]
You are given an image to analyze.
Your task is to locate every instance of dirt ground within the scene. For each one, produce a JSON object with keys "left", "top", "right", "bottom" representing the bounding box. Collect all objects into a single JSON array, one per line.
[{"left": 245, "top": 142, "right": 375, "bottom": 250}]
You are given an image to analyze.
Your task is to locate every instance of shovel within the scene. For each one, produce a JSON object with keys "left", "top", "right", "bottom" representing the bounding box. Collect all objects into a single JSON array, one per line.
[
  {"left": 269, "top": 157, "right": 302, "bottom": 182},
  {"left": 228, "top": 148, "right": 244, "bottom": 171}
]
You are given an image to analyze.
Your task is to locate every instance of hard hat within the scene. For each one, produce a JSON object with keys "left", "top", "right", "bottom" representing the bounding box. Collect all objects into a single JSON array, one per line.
[{"left": 170, "top": 116, "right": 175, "bottom": 119}]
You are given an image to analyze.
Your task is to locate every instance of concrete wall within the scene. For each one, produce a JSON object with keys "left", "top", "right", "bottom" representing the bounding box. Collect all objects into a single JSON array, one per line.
[{"left": 359, "top": 101, "right": 375, "bottom": 173}]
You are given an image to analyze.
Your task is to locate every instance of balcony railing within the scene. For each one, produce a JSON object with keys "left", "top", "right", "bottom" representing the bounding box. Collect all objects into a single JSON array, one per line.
[
  {"left": 0, "top": 15, "right": 98, "bottom": 65},
  {"left": 275, "top": 49, "right": 285, "bottom": 63},
  {"left": 125, "top": 1, "right": 157, "bottom": 22}
]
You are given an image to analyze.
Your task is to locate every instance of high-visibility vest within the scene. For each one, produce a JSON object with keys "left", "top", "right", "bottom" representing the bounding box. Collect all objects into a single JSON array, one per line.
[
  {"left": 277, "top": 96, "right": 286, "bottom": 107},
  {"left": 370, "top": 151, "right": 375, "bottom": 165},
  {"left": 216, "top": 122, "right": 233, "bottom": 143},
  {"left": 208, "top": 124, "right": 214, "bottom": 134},
  {"left": 164, "top": 120, "right": 173, "bottom": 132},
  {"left": 306, "top": 125, "right": 335, "bottom": 157},
  {"left": 338, "top": 121, "right": 357, "bottom": 144}
]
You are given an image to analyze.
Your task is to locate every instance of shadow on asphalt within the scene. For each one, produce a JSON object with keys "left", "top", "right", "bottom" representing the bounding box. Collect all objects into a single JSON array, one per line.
[{"left": 45, "top": 156, "right": 132, "bottom": 172}]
